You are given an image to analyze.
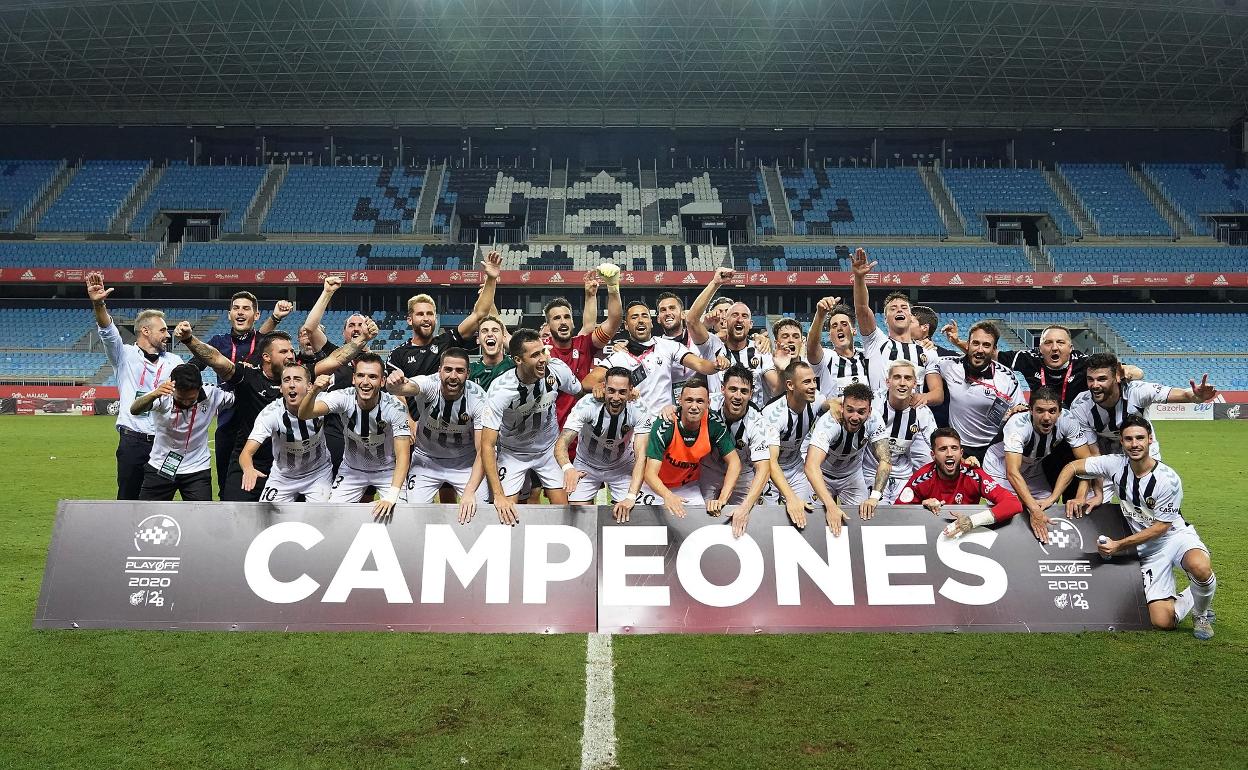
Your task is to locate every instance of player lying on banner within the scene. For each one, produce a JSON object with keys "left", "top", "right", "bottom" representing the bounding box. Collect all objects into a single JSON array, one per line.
[
  {"left": 861, "top": 360, "right": 937, "bottom": 510},
  {"left": 805, "top": 382, "right": 890, "bottom": 536},
  {"left": 981, "top": 386, "right": 1094, "bottom": 541},
  {"left": 385, "top": 347, "right": 488, "bottom": 522},
  {"left": 240, "top": 363, "right": 334, "bottom": 502},
  {"left": 896, "top": 427, "right": 1023, "bottom": 538},
  {"left": 128, "top": 363, "right": 233, "bottom": 501},
  {"left": 702, "top": 365, "right": 775, "bottom": 538},
  {"left": 297, "top": 352, "right": 412, "bottom": 522},
  {"left": 555, "top": 366, "right": 648, "bottom": 520},
  {"left": 1042, "top": 415, "right": 1217, "bottom": 639}
]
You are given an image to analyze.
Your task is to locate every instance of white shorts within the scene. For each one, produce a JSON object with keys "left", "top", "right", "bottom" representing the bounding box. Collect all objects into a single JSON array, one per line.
[
  {"left": 1140, "top": 527, "right": 1210, "bottom": 603},
  {"left": 862, "top": 471, "right": 905, "bottom": 504},
  {"left": 636, "top": 480, "right": 704, "bottom": 508},
  {"left": 991, "top": 464, "right": 1051, "bottom": 501},
  {"left": 406, "top": 453, "right": 485, "bottom": 504},
  {"left": 817, "top": 466, "right": 869, "bottom": 508},
  {"left": 329, "top": 464, "right": 404, "bottom": 504},
  {"left": 258, "top": 465, "right": 334, "bottom": 503},
  {"left": 569, "top": 461, "right": 634, "bottom": 503},
  {"left": 496, "top": 447, "right": 563, "bottom": 499},
  {"left": 699, "top": 468, "right": 757, "bottom": 507}
]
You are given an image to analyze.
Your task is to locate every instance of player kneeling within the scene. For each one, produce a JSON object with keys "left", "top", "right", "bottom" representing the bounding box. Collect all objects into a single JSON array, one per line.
[
  {"left": 241, "top": 363, "right": 334, "bottom": 502},
  {"left": 1042, "top": 415, "right": 1217, "bottom": 639},
  {"left": 897, "top": 427, "right": 1023, "bottom": 537},
  {"left": 298, "top": 353, "right": 412, "bottom": 521},
  {"left": 556, "top": 367, "right": 647, "bottom": 515}
]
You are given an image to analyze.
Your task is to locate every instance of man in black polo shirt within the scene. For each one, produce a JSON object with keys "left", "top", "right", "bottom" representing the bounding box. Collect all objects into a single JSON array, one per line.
[{"left": 388, "top": 250, "right": 502, "bottom": 378}]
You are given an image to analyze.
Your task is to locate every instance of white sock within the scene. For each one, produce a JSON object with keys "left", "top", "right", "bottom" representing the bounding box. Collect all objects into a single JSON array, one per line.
[
  {"left": 1190, "top": 573, "right": 1217, "bottom": 617},
  {"left": 1173, "top": 588, "right": 1194, "bottom": 623}
]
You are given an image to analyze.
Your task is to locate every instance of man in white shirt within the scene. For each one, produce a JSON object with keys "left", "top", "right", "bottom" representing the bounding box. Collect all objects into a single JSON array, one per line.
[
  {"left": 862, "top": 359, "right": 937, "bottom": 508},
  {"left": 556, "top": 366, "right": 647, "bottom": 509},
  {"left": 85, "top": 272, "right": 185, "bottom": 500},
  {"left": 684, "top": 268, "right": 774, "bottom": 405},
  {"left": 849, "top": 247, "right": 927, "bottom": 391},
  {"left": 241, "top": 363, "right": 334, "bottom": 503},
  {"left": 699, "top": 364, "right": 775, "bottom": 538},
  {"left": 760, "top": 361, "right": 820, "bottom": 527},
  {"left": 805, "top": 382, "right": 887, "bottom": 535},
  {"left": 807, "top": 297, "right": 870, "bottom": 399},
  {"left": 128, "top": 363, "right": 232, "bottom": 501}
]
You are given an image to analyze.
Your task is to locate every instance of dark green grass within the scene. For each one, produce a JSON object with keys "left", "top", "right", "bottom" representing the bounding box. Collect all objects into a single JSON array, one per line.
[
  {"left": 615, "top": 422, "right": 1248, "bottom": 769},
  {"left": 0, "top": 417, "right": 587, "bottom": 770}
]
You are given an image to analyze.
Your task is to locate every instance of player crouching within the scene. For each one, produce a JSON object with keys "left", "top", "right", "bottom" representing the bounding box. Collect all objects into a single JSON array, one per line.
[
  {"left": 1042, "top": 415, "right": 1216, "bottom": 639},
  {"left": 898, "top": 427, "right": 1023, "bottom": 537}
]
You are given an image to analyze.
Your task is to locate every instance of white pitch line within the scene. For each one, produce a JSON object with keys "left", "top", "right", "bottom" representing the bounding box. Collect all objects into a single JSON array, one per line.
[{"left": 580, "top": 633, "right": 618, "bottom": 770}]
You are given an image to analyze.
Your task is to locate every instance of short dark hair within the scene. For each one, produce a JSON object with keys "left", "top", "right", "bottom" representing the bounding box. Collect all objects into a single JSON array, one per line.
[
  {"left": 721, "top": 364, "right": 754, "bottom": 391},
  {"left": 883, "top": 291, "right": 911, "bottom": 308},
  {"left": 1030, "top": 386, "right": 1062, "bottom": 407},
  {"left": 508, "top": 327, "right": 542, "bottom": 358},
  {"left": 230, "top": 291, "right": 258, "bottom": 311},
  {"left": 625, "top": 300, "right": 650, "bottom": 315},
  {"left": 680, "top": 375, "right": 709, "bottom": 395},
  {"left": 932, "top": 426, "right": 962, "bottom": 447},
  {"left": 829, "top": 303, "right": 854, "bottom": 321},
  {"left": 1085, "top": 352, "right": 1121, "bottom": 375},
  {"left": 353, "top": 351, "right": 385, "bottom": 374},
  {"left": 277, "top": 362, "right": 311, "bottom": 380},
  {"left": 1041, "top": 324, "right": 1073, "bottom": 341},
  {"left": 841, "top": 382, "right": 873, "bottom": 404},
  {"left": 262, "top": 331, "right": 292, "bottom": 355},
  {"left": 781, "top": 359, "right": 813, "bottom": 382},
  {"left": 912, "top": 305, "right": 939, "bottom": 337},
  {"left": 1121, "top": 413, "right": 1153, "bottom": 436},
  {"left": 968, "top": 320, "right": 1001, "bottom": 344},
  {"left": 773, "top": 318, "right": 802, "bottom": 338},
  {"left": 439, "top": 347, "right": 470, "bottom": 368},
  {"left": 709, "top": 296, "right": 733, "bottom": 310},
  {"left": 543, "top": 297, "right": 573, "bottom": 318},
  {"left": 170, "top": 363, "right": 202, "bottom": 392},
  {"left": 603, "top": 366, "right": 632, "bottom": 387},
  {"left": 656, "top": 292, "right": 683, "bottom": 309}
]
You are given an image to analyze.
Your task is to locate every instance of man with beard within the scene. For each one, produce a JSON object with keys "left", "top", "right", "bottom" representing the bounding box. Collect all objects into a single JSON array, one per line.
[
  {"left": 685, "top": 267, "right": 773, "bottom": 406},
  {"left": 981, "top": 387, "right": 1094, "bottom": 541},
  {"left": 921, "top": 321, "right": 1026, "bottom": 462},
  {"left": 481, "top": 329, "right": 585, "bottom": 524},
  {"left": 177, "top": 324, "right": 298, "bottom": 502},
  {"left": 1042, "top": 415, "right": 1217, "bottom": 639},
  {"left": 193, "top": 290, "right": 293, "bottom": 497},
  {"left": 655, "top": 291, "right": 718, "bottom": 394},
  {"left": 805, "top": 382, "right": 887, "bottom": 536},
  {"left": 640, "top": 377, "right": 741, "bottom": 517},
  {"left": 862, "top": 360, "right": 938, "bottom": 510},
  {"left": 556, "top": 366, "right": 646, "bottom": 511},
  {"left": 128, "top": 363, "right": 233, "bottom": 501},
  {"left": 388, "top": 250, "right": 502, "bottom": 379},
  {"left": 299, "top": 353, "right": 412, "bottom": 522},
  {"left": 850, "top": 247, "right": 928, "bottom": 390},
  {"left": 86, "top": 272, "right": 185, "bottom": 499},
  {"left": 545, "top": 266, "right": 623, "bottom": 426},
  {"left": 586, "top": 300, "right": 728, "bottom": 425},
  {"left": 699, "top": 365, "right": 774, "bottom": 538},
  {"left": 807, "top": 298, "right": 869, "bottom": 400},
  {"left": 384, "top": 348, "right": 487, "bottom": 521},
  {"left": 897, "top": 428, "right": 1023, "bottom": 538},
  {"left": 760, "top": 361, "right": 820, "bottom": 528},
  {"left": 469, "top": 315, "right": 514, "bottom": 389},
  {"left": 240, "top": 363, "right": 334, "bottom": 503}
]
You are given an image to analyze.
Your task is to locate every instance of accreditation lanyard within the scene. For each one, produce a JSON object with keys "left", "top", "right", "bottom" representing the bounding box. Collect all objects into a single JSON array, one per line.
[
  {"left": 173, "top": 402, "right": 198, "bottom": 450},
  {"left": 1039, "top": 364, "right": 1074, "bottom": 404},
  {"left": 137, "top": 362, "right": 164, "bottom": 390},
  {"left": 230, "top": 334, "right": 257, "bottom": 363}
]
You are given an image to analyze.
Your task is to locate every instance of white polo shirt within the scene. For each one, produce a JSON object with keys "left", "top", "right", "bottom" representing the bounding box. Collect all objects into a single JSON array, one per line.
[
  {"left": 99, "top": 321, "right": 184, "bottom": 435},
  {"left": 147, "top": 386, "right": 233, "bottom": 475}
]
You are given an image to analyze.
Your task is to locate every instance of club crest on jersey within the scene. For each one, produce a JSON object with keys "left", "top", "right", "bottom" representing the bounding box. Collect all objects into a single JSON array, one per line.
[
  {"left": 1145, "top": 497, "right": 1156, "bottom": 508},
  {"left": 546, "top": 375, "right": 556, "bottom": 388},
  {"left": 735, "top": 438, "right": 747, "bottom": 451},
  {"left": 750, "top": 357, "right": 760, "bottom": 368},
  {"left": 954, "top": 493, "right": 964, "bottom": 504},
  {"left": 458, "top": 413, "right": 470, "bottom": 424},
  {"left": 909, "top": 424, "right": 918, "bottom": 434}
]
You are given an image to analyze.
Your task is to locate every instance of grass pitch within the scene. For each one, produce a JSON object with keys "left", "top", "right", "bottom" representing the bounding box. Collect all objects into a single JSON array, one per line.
[{"left": 1, "top": 416, "right": 1246, "bottom": 769}]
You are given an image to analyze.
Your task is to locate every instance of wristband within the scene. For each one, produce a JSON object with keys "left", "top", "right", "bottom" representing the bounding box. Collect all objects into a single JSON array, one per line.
[
  {"left": 869, "top": 490, "right": 882, "bottom": 501},
  {"left": 561, "top": 463, "right": 576, "bottom": 472},
  {"left": 382, "top": 486, "right": 401, "bottom": 504},
  {"left": 969, "top": 510, "right": 995, "bottom": 528}
]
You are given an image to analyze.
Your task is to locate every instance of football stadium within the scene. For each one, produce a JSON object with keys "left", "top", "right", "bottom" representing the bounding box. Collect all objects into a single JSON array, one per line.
[{"left": 2, "top": 1, "right": 1248, "bottom": 767}]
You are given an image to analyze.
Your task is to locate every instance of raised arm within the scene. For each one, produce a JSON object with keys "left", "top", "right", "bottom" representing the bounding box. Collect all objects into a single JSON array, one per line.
[
  {"left": 578, "top": 275, "right": 600, "bottom": 338},
  {"left": 1167, "top": 374, "right": 1217, "bottom": 404},
  {"left": 457, "top": 250, "right": 502, "bottom": 338},
  {"left": 594, "top": 270, "right": 623, "bottom": 347},
  {"left": 302, "top": 277, "right": 342, "bottom": 352},
  {"left": 176, "top": 322, "right": 236, "bottom": 381},
  {"left": 85, "top": 272, "right": 115, "bottom": 329},
  {"left": 296, "top": 374, "right": 335, "bottom": 420},
  {"left": 258, "top": 299, "right": 294, "bottom": 336},
  {"left": 807, "top": 297, "right": 839, "bottom": 366},
  {"left": 313, "top": 318, "right": 378, "bottom": 376},
  {"left": 849, "top": 248, "right": 879, "bottom": 336},
  {"left": 686, "top": 267, "right": 734, "bottom": 346}
]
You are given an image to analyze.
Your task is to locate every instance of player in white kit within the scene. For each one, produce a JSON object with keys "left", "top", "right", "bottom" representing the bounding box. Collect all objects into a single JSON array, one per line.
[
  {"left": 298, "top": 352, "right": 412, "bottom": 521},
  {"left": 699, "top": 364, "right": 774, "bottom": 538},
  {"left": 481, "top": 328, "right": 584, "bottom": 523},
  {"left": 241, "top": 363, "right": 334, "bottom": 502},
  {"left": 861, "top": 359, "right": 937, "bottom": 510},
  {"left": 982, "top": 386, "right": 1093, "bottom": 540},
  {"left": 806, "top": 298, "right": 870, "bottom": 399},
  {"left": 685, "top": 268, "right": 774, "bottom": 406},
  {"left": 556, "top": 366, "right": 647, "bottom": 508},
  {"left": 805, "top": 382, "right": 887, "bottom": 535},
  {"left": 760, "top": 360, "right": 820, "bottom": 527},
  {"left": 850, "top": 247, "right": 927, "bottom": 391},
  {"left": 384, "top": 347, "right": 488, "bottom": 520},
  {"left": 1041, "top": 414, "right": 1217, "bottom": 639}
]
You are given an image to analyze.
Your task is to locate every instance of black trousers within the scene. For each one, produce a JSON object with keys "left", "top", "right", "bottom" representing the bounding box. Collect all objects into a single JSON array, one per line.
[
  {"left": 214, "top": 422, "right": 237, "bottom": 498},
  {"left": 138, "top": 466, "right": 213, "bottom": 501},
  {"left": 963, "top": 443, "right": 990, "bottom": 464},
  {"left": 116, "top": 428, "right": 154, "bottom": 500},
  {"left": 221, "top": 449, "right": 270, "bottom": 502},
  {"left": 1042, "top": 442, "right": 1079, "bottom": 501}
]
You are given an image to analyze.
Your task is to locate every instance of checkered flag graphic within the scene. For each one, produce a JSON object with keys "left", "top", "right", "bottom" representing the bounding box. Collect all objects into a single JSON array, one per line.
[
  {"left": 1048, "top": 528, "right": 1073, "bottom": 548},
  {"left": 137, "top": 525, "right": 173, "bottom": 546}
]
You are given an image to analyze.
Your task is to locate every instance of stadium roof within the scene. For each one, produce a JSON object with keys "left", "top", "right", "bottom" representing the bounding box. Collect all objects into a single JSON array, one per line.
[{"left": 1, "top": 0, "right": 1246, "bottom": 129}]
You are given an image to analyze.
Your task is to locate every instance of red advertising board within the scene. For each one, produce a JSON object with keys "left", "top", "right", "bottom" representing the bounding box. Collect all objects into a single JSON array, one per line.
[{"left": 0, "top": 266, "right": 1244, "bottom": 289}]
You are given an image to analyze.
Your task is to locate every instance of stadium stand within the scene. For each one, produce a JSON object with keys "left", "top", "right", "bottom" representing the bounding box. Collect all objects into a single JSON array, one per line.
[
  {"left": 36, "top": 161, "right": 151, "bottom": 233},
  {"left": 0, "top": 160, "right": 63, "bottom": 231},
  {"left": 1058, "top": 164, "right": 1172, "bottom": 237},
  {"left": 262, "top": 165, "right": 424, "bottom": 234},
  {"left": 1097, "top": 312, "right": 1246, "bottom": 354},
  {"left": 0, "top": 241, "right": 157, "bottom": 268},
  {"left": 653, "top": 170, "right": 762, "bottom": 235},
  {"left": 941, "top": 168, "right": 1080, "bottom": 237},
  {"left": 564, "top": 170, "right": 643, "bottom": 236},
  {"left": 128, "top": 163, "right": 267, "bottom": 234},
  {"left": 499, "top": 243, "right": 726, "bottom": 272},
  {"left": 178, "top": 242, "right": 369, "bottom": 270},
  {"left": 443, "top": 168, "right": 551, "bottom": 229},
  {"left": 1142, "top": 163, "right": 1248, "bottom": 236},
  {"left": 782, "top": 167, "right": 946, "bottom": 237},
  {"left": 1046, "top": 245, "right": 1248, "bottom": 272},
  {"left": 733, "top": 244, "right": 1030, "bottom": 272}
]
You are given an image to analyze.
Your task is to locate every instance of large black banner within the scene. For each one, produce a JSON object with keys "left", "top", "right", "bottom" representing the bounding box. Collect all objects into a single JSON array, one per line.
[{"left": 34, "top": 502, "right": 1150, "bottom": 633}]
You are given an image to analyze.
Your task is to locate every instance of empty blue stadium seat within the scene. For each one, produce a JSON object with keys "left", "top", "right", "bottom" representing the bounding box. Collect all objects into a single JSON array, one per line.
[
  {"left": 129, "top": 163, "right": 267, "bottom": 234},
  {"left": 942, "top": 168, "right": 1080, "bottom": 237},
  {"left": 1060, "top": 164, "right": 1171, "bottom": 237},
  {"left": 38, "top": 161, "right": 150, "bottom": 233}
]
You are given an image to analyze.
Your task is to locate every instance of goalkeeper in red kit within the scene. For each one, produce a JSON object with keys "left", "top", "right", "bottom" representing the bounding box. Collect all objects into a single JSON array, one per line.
[{"left": 897, "top": 427, "right": 1024, "bottom": 538}]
